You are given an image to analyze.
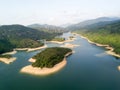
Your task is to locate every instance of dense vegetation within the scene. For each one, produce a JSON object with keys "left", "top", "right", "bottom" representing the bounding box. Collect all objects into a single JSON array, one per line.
[
  {"left": 0, "top": 25, "right": 63, "bottom": 54},
  {"left": 32, "top": 47, "right": 72, "bottom": 68},
  {"left": 52, "top": 37, "right": 65, "bottom": 42},
  {"left": 75, "top": 20, "right": 120, "bottom": 54},
  {"left": 14, "top": 39, "right": 44, "bottom": 48},
  {"left": 0, "top": 39, "right": 14, "bottom": 54},
  {"left": 0, "top": 54, "right": 12, "bottom": 59}
]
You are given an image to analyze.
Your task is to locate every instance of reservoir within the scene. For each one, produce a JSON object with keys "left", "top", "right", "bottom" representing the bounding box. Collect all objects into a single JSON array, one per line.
[{"left": 0, "top": 32, "right": 120, "bottom": 90}]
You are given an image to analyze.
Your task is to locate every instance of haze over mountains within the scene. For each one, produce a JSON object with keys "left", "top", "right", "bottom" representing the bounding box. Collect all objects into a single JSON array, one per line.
[
  {"left": 28, "top": 24, "right": 65, "bottom": 33},
  {"left": 66, "top": 17, "right": 120, "bottom": 31},
  {"left": 73, "top": 17, "right": 120, "bottom": 33}
]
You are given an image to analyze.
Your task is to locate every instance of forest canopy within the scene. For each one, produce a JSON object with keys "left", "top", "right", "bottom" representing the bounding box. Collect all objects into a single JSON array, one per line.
[{"left": 32, "top": 47, "right": 72, "bottom": 68}]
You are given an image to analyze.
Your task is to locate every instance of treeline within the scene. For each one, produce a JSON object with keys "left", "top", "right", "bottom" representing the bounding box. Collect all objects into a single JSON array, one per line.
[
  {"left": 0, "top": 54, "right": 12, "bottom": 59},
  {"left": 32, "top": 47, "right": 72, "bottom": 68},
  {"left": 75, "top": 20, "right": 120, "bottom": 54},
  {"left": 52, "top": 37, "right": 65, "bottom": 42}
]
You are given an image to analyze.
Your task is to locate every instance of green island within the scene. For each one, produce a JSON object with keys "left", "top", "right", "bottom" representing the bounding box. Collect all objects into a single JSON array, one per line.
[
  {"left": 20, "top": 47, "right": 72, "bottom": 75},
  {"left": 74, "top": 20, "right": 120, "bottom": 54},
  {"left": 32, "top": 47, "right": 72, "bottom": 68},
  {"left": 52, "top": 37, "right": 65, "bottom": 42}
]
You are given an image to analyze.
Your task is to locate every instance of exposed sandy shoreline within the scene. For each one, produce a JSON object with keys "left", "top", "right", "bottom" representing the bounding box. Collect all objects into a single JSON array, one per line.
[
  {"left": 48, "top": 37, "right": 76, "bottom": 44},
  {"left": 28, "top": 58, "right": 36, "bottom": 63},
  {"left": 1, "top": 50, "right": 17, "bottom": 64},
  {"left": 77, "top": 33, "right": 120, "bottom": 58},
  {"left": 15, "top": 48, "right": 28, "bottom": 51},
  {"left": 27, "top": 45, "right": 47, "bottom": 52},
  {"left": 20, "top": 52, "right": 73, "bottom": 75},
  {"left": 0, "top": 45, "right": 47, "bottom": 64},
  {"left": 48, "top": 41, "right": 64, "bottom": 44},
  {"left": 15, "top": 45, "right": 47, "bottom": 52},
  {"left": 61, "top": 43, "right": 79, "bottom": 48},
  {"left": 117, "top": 66, "right": 120, "bottom": 71},
  {"left": 2, "top": 50, "right": 17, "bottom": 55},
  {"left": 0, "top": 57, "right": 16, "bottom": 64}
]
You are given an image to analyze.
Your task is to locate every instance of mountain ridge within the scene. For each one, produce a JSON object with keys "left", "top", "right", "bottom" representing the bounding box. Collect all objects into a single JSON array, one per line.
[{"left": 66, "top": 17, "right": 120, "bottom": 31}]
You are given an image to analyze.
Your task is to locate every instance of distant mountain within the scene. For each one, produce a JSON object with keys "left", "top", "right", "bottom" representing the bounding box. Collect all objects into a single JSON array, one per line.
[
  {"left": 28, "top": 24, "right": 50, "bottom": 28},
  {"left": 28, "top": 24, "right": 65, "bottom": 33},
  {"left": 79, "top": 20, "right": 120, "bottom": 33},
  {"left": 66, "top": 17, "right": 120, "bottom": 31},
  {"left": 60, "top": 23, "right": 73, "bottom": 28},
  {"left": 81, "top": 20, "right": 120, "bottom": 30},
  {"left": 0, "top": 24, "right": 62, "bottom": 54}
]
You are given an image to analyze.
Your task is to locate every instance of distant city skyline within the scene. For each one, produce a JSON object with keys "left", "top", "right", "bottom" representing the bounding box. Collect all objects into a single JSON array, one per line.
[{"left": 0, "top": 0, "right": 120, "bottom": 26}]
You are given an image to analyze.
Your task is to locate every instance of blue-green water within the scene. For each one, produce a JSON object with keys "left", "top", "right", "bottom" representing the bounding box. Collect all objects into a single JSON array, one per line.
[{"left": 0, "top": 32, "right": 120, "bottom": 90}]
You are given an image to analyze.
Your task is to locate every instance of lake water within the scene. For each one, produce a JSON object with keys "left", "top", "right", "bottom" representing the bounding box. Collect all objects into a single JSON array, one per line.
[{"left": 0, "top": 32, "right": 120, "bottom": 90}]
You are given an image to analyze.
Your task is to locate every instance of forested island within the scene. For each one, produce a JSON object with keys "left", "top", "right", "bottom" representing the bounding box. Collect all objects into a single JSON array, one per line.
[{"left": 20, "top": 47, "right": 72, "bottom": 75}]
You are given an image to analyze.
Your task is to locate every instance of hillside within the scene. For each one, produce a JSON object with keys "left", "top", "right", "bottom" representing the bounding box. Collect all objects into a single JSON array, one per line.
[
  {"left": 0, "top": 25, "right": 62, "bottom": 54},
  {"left": 75, "top": 20, "right": 120, "bottom": 54}
]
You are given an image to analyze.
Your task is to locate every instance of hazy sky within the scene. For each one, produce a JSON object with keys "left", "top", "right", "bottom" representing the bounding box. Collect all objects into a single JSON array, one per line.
[{"left": 0, "top": 0, "right": 120, "bottom": 26}]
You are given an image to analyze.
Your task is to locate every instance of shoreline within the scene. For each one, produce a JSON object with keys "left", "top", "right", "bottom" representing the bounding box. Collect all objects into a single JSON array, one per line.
[
  {"left": 0, "top": 57, "right": 16, "bottom": 64},
  {"left": 20, "top": 51, "right": 73, "bottom": 76},
  {"left": 2, "top": 50, "right": 17, "bottom": 55},
  {"left": 48, "top": 41, "right": 64, "bottom": 44},
  {"left": 15, "top": 45, "right": 47, "bottom": 52},
  {"left": 76, "top": 33, "right": 120, "bottom": 58},
  {"left": 28, "top": 58, "right": 36, "bottom": 63},
  {"left": 48, "top": 37, "right": 76, "bottom": 44},
  {"left": 61, "top": 43, "right": 79, "bottom": 48},
  {"left": 27, "top": 45, "right": 47, "bottom": 52},
  {"left": 117, "top": 66, "right": 120, "bottom": 71}
]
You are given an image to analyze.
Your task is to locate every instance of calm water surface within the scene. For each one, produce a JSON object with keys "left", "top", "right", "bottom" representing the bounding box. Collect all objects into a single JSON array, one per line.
[{"left": 0, "top": 32, "right": 120, "bottom": 90}]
